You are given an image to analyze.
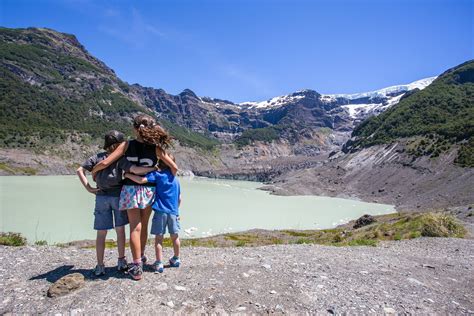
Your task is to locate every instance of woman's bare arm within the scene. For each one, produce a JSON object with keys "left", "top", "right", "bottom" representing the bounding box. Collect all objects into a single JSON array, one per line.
[
  {"left": 156, "top": 147, "right": 178, "bottom": 176},
  {"left": 92, "top": 141, "right": 128, "bottom": 174}
]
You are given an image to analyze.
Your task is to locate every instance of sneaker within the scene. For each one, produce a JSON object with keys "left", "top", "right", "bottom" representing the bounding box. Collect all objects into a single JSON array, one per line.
[
  {"left": 169, "top": 256, "right": 181, "bottom": 268},
  {"left": 94, "top": 264, "right": 105, "bottom": 276},
  {"left": 117, "top": 257, "right": 128, "bottom": 272},
  {"left": 128, "top": 263, "right": 143, "bottom": 280},
  {"left": 153, "top": 261, "right": 164, "bottom": 273},
  {"left": 141, "top": 255, "right": 148, "bottom": 264}
]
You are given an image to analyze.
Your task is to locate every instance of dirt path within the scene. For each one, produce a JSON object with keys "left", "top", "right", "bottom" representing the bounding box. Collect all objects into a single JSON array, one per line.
[{"left": 1, "top": 238, "right": 473, "bottom": 314}]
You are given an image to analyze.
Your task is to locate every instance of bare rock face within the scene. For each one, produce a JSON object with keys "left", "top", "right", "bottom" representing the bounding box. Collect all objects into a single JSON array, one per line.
[
  {"left": 353, "top": 214, "right": 376, "bottom": 229},
  {"left": 47, "top": 273, "right": 85, "bottom": 298}
]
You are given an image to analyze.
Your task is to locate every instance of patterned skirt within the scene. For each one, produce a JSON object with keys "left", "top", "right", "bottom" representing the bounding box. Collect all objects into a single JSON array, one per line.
[{"left": 119, "top": 185, "right": 156, "bottom": 211}]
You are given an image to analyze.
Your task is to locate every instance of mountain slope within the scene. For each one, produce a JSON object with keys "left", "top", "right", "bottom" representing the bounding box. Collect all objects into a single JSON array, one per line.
[
  {"left": 0, "top": 27, "right": 218, "bottom": 151},
  {"left": 346, "top": 60, "right": 474, "bottom": 166}
]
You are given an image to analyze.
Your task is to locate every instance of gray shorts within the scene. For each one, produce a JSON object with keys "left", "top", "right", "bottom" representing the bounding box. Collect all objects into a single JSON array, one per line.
[
  {"left": 151, "top": 211, "right": 180, "bottom": 235},
  {"left": 94, "top": 195, "right": 129, "bottom": 230}
]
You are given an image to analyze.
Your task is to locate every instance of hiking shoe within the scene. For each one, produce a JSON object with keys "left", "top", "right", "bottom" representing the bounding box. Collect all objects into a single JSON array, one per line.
[
  {"left": 141, "top": 255, "right": 148, "bottom": 264},
  {"left": 169, "top": 256, "right": 181, "bottom": 268},
  {"left": 153, "top": 261, "right": 164, "bottom": 273},
  {"left": 94, "top": 264, "right": 105, "bottom": 276},
  {"left": 128, "top": 263, "right": 143, "bottom": 280},
  {"left": 117, "top": 257, "right": 128, "bottom": 272}
]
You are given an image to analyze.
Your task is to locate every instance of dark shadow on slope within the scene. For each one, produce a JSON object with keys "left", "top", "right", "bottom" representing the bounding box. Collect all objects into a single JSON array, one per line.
[{"left": 29, "top": 264, "right": 129, "bottom": 283}]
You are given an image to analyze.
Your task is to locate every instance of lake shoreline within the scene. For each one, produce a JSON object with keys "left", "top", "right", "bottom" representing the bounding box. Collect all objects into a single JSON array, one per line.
[{"left": 4, "top": 210, "right": 470, "bottom": 248}]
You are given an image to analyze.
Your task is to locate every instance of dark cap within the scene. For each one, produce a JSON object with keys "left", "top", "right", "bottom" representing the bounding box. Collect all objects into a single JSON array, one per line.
[{"left": 103, "top": 130, "right": 125, "bottom": 149}]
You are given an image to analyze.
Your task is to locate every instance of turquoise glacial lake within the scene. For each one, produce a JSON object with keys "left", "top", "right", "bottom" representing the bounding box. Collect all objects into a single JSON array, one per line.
[{"left": 0, "top": 176, "right": 394, "bottom": 243}]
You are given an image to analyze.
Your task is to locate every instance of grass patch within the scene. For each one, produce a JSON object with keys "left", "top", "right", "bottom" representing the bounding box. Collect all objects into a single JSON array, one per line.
[
  {"left": 0, "top": 232, "right": 27, "bottom": 246},
  {"left": 345, "top": 239, "right": 377, "bottom": 247},
  {"left": 34, "top": 240, "right": 48, "bottom": 246}
]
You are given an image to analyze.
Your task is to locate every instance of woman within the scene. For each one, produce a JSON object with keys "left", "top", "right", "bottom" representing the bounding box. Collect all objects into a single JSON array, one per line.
[{"left": 92, "top": 114, "right": 176, "bottom": 280}]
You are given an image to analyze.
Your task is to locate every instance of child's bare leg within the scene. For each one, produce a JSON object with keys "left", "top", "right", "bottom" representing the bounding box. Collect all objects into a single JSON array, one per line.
[
  {"left": 96, "top": 230, "right": 107, "bottom": 265},
  {"left": 127, "top": 209, "right": 142, "bottom": 262},
  {"left": 170, "top": 234, "right": 180, "bottom": 258},
  {"left": 115, "top": 225, "right": 126, "bottom": 259},
  {"left": 155, "top": 235, "right": 164, "bottom": 262},
  {"left": 140, "top": 206, "right": 152, "bottom": 257}
]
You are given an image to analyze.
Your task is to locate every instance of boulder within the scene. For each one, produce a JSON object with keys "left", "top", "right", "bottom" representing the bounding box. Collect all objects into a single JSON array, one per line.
[
  {"left": 353, "top": 214, "right": 376, "bottom": 229},
  {"left": 47, "top": 273, "right": 85, "bottom": 298}
]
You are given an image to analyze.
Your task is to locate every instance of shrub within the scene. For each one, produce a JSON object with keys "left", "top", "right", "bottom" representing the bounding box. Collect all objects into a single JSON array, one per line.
[
  {"left": 0, "top": 232, "right": 27, "bottom": 246},
  {"left": 420, "top": 213, "right": 466, "bottom": 237}
]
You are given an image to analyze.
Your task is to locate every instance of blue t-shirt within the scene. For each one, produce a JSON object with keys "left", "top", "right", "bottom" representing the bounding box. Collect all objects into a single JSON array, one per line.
[{"left": 146, "top": 169, "right": 180, "bottom": 215}]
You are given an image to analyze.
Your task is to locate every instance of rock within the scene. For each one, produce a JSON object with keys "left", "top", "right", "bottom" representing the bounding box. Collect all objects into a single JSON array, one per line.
[
  {"left": 174, "top": 285, "right": 187, "bottom": 291},
  {"left": 353, "top": 214, "right": 376, "bottom": 229},
  {"left": 359, "top": 270, "right": 369, "bottom": 275},
  {"left": 155, "top": 282, "right": 168, "bottom": 291},
  {"left": 47, "top": 273, "right": 85, "bottom": 298},
  {"left": 166, "top": 301, "right": 175, "bottom": 308},
  {"left": 261, "top": 264, "right": 272, "bottom": 270},
  {"left": 407, "top": 277, "right": 425, "bottom": 286},
  {"left": 422, "top": 264, "right": 435, "bottom": 269},
  {"left": 269, "top": 290, "right": 277, "bottom": 294},
  {"left": 236, "top": 306, "right": 247, "bottom": 311},
  {"left": 241, "top": 272, "right": 250, "bottom": 278},
  {"left": 384, "top": 307, "right": 396, "bottom": 314}
]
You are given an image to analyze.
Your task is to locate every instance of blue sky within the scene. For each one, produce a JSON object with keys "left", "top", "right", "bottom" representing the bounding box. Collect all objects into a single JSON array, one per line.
[{"left": 1, "top": 0, "right": 473, "bottom": 102}]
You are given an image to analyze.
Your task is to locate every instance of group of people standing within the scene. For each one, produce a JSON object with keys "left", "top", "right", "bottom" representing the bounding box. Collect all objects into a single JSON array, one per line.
[{"left": 76, "top": 114, "right": 181, "bottom": 280}]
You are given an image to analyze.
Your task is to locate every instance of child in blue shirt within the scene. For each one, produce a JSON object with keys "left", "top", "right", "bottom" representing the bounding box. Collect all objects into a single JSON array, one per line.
[{"left": 124, "top": 153, "right": 181, "bottom": 273}]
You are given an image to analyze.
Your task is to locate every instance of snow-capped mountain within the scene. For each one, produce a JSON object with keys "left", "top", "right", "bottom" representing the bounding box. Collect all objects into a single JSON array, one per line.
[
  {"left": 324, "top": 77, "right": 437, "bottom": 120},
  {"left": 239, "top": 77, "right": 437, "bottom": 122}
]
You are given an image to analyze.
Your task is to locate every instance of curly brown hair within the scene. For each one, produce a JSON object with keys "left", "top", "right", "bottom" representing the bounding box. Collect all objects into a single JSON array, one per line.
[{"left": 133, "top": 114, "right": 172, "bottom": 148}]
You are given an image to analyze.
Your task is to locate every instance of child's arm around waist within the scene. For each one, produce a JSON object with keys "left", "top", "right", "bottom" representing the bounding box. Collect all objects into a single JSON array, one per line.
[
  {"left": 124, "top": 172, "right": 149, "bottom": 185},
  {"left": 129, "top": 165, "right": 156, "bottom": 175},
  {"left": 76, "top": 166, "right": 99, "bottom": 194}
]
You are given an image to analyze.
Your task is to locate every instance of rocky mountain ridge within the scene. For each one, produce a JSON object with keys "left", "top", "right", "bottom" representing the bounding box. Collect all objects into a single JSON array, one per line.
[{"left": 1, "top": 26, "right": 434, "bottom": 167}]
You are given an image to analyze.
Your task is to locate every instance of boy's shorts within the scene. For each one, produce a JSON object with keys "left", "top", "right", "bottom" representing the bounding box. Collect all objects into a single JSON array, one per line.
[
  {"left": 94, "top": 195, "right": 129, "bottom": 230},
  {"left": 151, "top": 211, "right": 180, "bottom": 235}
]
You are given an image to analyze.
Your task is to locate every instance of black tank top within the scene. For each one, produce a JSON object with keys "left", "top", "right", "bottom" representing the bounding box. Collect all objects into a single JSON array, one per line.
[{"left": 123, "top": 139, "right": 157, "bottom": 186}]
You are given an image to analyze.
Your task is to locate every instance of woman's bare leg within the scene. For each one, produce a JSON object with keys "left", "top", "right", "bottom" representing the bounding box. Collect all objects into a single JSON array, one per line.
[
  {"left": 140, "top": 206, "right": 152, "bottom": 257},
  {"left": 127, "top": 208, "right": 141, "bottom": 261},
  {"left": 155, "top": 235, "right": 164, "bottom": 262},
  {"left": 115, "top": 225, "right": 126, "bottom": 259}
]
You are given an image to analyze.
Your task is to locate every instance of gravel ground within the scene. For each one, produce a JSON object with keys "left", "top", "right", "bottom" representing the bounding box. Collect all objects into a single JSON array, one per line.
[{"left": 1, "top": 238, "right": 473, "bottom": 314}]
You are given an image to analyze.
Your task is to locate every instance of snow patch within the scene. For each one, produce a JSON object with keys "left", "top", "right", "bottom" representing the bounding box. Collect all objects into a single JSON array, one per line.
[
  {"left": 240, "top": 94, "right": 305, "bottom": 109},
  {"left": 324, "top": 77, "right": 436, "bottom": 101}
]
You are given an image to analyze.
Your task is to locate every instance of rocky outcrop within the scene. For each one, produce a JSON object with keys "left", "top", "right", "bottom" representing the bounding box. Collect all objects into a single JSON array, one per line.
[{"left": 266, "top": 142, "right": 474, "bottom": 210}]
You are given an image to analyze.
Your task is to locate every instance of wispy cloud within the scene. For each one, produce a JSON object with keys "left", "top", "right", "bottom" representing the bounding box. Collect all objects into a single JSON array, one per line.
[
  {"left": 98, "top": 7, "right": 166, "bottom": 49},
  {"left": 220, "top": 64, "right": 276, "bottom": 99}
]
